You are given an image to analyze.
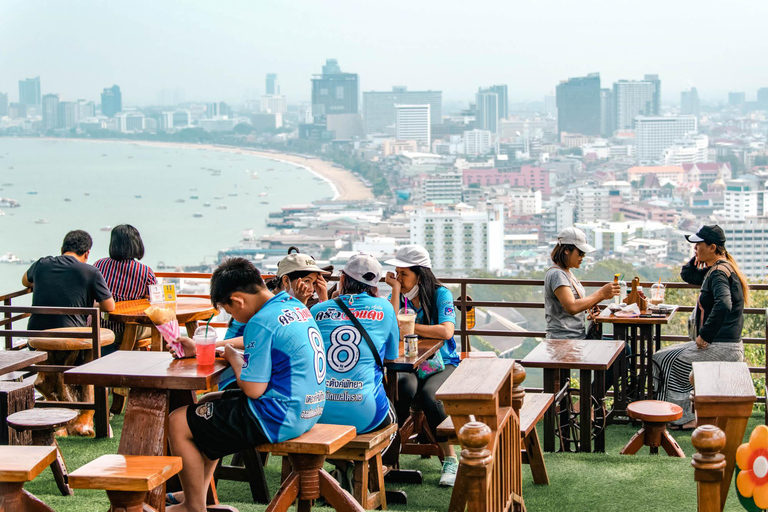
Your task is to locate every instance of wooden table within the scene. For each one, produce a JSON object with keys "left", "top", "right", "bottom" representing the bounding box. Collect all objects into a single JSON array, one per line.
[
  {"left": 521, "top": 338, "right": 624, "bottom": 453},
  {"left": 595, "top": 307, "right": 677, "bottom": 414},
  {"left": 63, "top": 351, "right": 229, "bottom": 511},
  {"left": 0, "top": 351, "right": 48, "bottom": 377},
  {"left": 109, "top": 298, "right": 219, "bottom": 351}
]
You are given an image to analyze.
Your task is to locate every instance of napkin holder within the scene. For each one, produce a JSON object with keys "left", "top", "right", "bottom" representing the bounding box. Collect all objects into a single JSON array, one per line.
[{"left": 624, "top": 277, "right": 648, "bottom": 310}]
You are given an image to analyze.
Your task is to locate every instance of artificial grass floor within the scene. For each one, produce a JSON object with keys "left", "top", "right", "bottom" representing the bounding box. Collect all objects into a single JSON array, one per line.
[{"left": 24, "top": 408, "right": 763, "bottom": 512}]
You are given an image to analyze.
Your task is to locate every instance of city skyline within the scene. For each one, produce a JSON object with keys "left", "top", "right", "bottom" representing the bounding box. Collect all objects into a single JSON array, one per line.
[{"left": 2, "top": 0, "right": 767, "bottom": 106}]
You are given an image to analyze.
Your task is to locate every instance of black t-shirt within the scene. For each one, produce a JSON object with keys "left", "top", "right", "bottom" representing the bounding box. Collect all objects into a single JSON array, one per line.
[{"left": 26, "top": 255, "right": 113, "bottom": 330}]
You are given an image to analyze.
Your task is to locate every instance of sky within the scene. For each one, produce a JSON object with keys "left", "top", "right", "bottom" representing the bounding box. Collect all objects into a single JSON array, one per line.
[{"left": 2, "top": 0, "right": 767, "bottom": 107}]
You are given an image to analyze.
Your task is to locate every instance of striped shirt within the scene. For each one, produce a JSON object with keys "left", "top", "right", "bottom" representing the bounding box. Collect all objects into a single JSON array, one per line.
[{"left": 94, "top": 258, "right": 157, "bottom": 333}]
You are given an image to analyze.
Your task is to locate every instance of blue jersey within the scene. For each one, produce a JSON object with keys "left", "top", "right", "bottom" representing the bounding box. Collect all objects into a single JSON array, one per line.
[
  {"left": 393, "top": 286, "right": 460, "bottom": 366},
  {"left": 240, "top": 291, "right": 326, "bottom": 443},
  {"left": 310, "top": 294, "right": 399, "bottom": 433},
  {"left": 218, "top": 320, "right": 246, "bottom": 390}
]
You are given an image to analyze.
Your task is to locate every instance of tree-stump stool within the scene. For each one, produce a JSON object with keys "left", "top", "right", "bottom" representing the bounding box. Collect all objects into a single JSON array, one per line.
[
  {"left": 0, "top": 381, "right": 35, "bottom": 445},
  {"left": 7, "top": 408, "right": 78, "bottom": 495},
  {"left": 28, "top": 327, "right": 114, "bottom": 437},
  {"left": 620, "top": 400, "right": 685, "bottom": 457}
]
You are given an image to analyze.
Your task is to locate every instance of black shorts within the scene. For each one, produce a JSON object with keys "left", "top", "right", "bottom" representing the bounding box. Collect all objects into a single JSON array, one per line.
[{"left": 186, "top": 390, "right": 270, "bottom": 461}]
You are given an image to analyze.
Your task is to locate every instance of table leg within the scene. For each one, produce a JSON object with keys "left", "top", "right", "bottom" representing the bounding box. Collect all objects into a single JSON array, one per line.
[
  {"left": 579, "top": 370, "right": 591, "bottom": 453},
  {"left": 559, "top": 369, "right": 572, "bottom": 452},
  {"left": 638, "top": 325, "right": 653, "bottom": 400},
  {"left": 543, "top": 369, "right": 556, "bottom": 453},
  {"left": 594, "top": 370, "right": 606, "bottom": 453},
  {"left": 120, "top": 323, "right": 139, "bottom": 351},
  {"left": 0, "top": 483, "right": 56, "bottom": 512},
  {"left": 611, "top": 325, "right": 628, "bottom": 419},
  {"left": 150, "top": 327, "right": 163, "bottom": 352}
]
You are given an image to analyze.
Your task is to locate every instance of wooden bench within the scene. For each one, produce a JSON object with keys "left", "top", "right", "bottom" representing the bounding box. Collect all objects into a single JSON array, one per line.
[
  {"left": 7, "top": 408, "right": 78, "bottom": 496},
  {"left": 332, "top": 423, "right": 399, "bottom": 510},
  {"left": 69, "top": 454, "right": 183, "bottom": 512},
  {"left": 692, "top": 361, "right": 756, "bottom": 511},
  {"left": 438, "top": 391, "right": 553, "bottom": 486},
  {"left": 0, "top": 445, "right": 58, "bottom": 512},
  {"left": 257, "top": 423, "right": 363, "bottom": 512}
]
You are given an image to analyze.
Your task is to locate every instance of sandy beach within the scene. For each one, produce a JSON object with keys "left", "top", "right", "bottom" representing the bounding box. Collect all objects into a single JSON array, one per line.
[{"left": 41, "top": 138, "right": 373, "bottom": 202}]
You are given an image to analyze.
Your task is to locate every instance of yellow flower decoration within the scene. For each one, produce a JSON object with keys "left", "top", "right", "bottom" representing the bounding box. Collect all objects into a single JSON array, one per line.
[{"left": 737, "top": 424, "right": 768, "bottom": 509}]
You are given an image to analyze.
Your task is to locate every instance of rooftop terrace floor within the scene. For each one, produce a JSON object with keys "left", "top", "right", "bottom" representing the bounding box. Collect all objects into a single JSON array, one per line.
[{"left": 25, "top": 403, "right": 760, "bottom": 512}]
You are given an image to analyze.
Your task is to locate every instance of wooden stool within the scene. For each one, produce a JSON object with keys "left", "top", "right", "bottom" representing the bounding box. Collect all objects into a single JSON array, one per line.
[
  {"left": 399, "top": 406, "right": 444, "bottom": 462},
  {"left": 0, "top": 445, "right": 57, "bottom": 512},
  {"left": 0, "top": 381, "right": 35, "bottom": 446},
  {"left": 69, "top": 454, "right": 183, "bottom": 512},
  {"left": 620, "top": 400, "right": 685, "bottom": 457},
  {"left": 214, "top": 449, "right": 271, "bottom": 503},
  {"left": 332, "top": 423, "right": 399, "bottom": 510},
  {"left": 7, "top": 408, "right": 78, "bottom": 495},
  {"left": 257, "top": 423, "right": 363, "bottom": 512},
  {"left": 28, "top": 327, "right": 114, "bottom": 437}
]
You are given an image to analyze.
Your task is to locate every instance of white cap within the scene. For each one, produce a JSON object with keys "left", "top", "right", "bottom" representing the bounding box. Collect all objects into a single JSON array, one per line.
[
  {"left": 556, "top": 227, "right": 596, "bottom": 253},
  {"left": 343, "top": 253, "right": 382, "bottom": 287},
  {"left": 385, "top": 245, "right": 432, "bottom": 269}
]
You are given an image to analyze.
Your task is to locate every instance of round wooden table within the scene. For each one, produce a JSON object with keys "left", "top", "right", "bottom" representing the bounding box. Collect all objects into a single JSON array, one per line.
[{"left": 109, "top": 298, "right": 219, "bottom": 352}]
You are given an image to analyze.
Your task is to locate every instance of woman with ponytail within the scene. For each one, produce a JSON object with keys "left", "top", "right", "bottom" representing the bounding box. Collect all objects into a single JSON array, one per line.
[{"left": 653, "top": 225, "right": 747, "bottom": 428}]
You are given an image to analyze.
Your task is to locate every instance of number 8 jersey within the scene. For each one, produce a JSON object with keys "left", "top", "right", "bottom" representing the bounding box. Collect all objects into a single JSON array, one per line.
[{"left": 310, "top": 293, "right": 400, "bottom": 433}]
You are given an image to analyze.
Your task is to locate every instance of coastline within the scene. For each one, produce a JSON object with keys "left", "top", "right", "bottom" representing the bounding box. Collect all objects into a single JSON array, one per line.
[{"left": 35, "top": 137, "right": 373, "bottom": 202}]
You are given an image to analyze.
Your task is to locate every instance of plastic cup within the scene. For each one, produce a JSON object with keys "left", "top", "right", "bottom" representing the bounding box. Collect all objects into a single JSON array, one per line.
[
  {"left": 650, "top": 283, "right": 665, "bottom": 306},
  {"left": 193, "top": 326, "right": 217, "bottom": 366},
  {"left": 397, "top": 308, "right": 416, "bottom": 342}
]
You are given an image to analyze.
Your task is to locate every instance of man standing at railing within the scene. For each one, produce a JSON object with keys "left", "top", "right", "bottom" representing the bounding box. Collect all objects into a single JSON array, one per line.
[{"left": 22, "top": 229, "right": 115, "bottom": 330}]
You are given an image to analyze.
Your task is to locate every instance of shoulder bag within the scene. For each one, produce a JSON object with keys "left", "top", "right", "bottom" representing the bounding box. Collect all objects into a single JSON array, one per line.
[{"left": 334, "top": 297, "right": 386, "bottom": 383}]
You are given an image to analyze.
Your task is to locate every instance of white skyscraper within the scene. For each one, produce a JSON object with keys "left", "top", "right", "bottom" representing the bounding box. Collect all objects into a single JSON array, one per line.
[
  {"left": 260, "top": 95, "right": 287, "bottom": 114},
  {"left": 395, "top": 104, "right": 430, "bottom": 144},
  {"left": 662, "top": 134, "right": 709, "bottom": 166},
  {"left": 475, "top": 89, "right": 499, "bottom": 134},
  {"left": 635, "top": 115, "right": 697, "bottom": 164},
  {"left": 464, "top": 129, "right": 492, "bottom": 155},
  {"left": 613, "top": 79, "right": 659, "bottom": 130}
]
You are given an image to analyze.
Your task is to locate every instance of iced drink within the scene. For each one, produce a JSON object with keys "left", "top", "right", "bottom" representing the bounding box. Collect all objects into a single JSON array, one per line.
[
  {"left": 397, "top": 308, "right": 416, "bottom": 342},
  {"left": 194, "top": 326, "right": 217, "bottom": 366}
]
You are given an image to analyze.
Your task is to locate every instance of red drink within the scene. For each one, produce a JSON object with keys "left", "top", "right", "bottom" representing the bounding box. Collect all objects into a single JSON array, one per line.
[{"left": 196, "top": 341, "right": 216, "bottom": 366}]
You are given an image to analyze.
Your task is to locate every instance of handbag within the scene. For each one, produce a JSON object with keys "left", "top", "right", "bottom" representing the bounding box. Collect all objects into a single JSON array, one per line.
[
  {"left": 333, "top": 298, "right": 386, "bottom": 383},
  {"left": 416, "top": 350, "right": 445, "bottom": 379}
]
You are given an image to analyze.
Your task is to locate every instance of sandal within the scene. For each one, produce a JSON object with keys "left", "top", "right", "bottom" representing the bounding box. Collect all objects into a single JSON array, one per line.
[{"left": 166, "top": 492, "right": 181, "bottom": 505}]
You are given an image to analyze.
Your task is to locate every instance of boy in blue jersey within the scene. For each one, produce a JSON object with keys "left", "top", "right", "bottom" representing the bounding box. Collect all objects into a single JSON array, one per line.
[{"left": 166, "top": 258, "right": 326, "bottom": 512}]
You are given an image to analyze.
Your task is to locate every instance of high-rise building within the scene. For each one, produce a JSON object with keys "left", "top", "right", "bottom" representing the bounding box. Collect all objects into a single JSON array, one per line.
[
  {"left": 635, "top": 115, "right": 697, "bottom": 164},
  {"left": 464, "top": 129, "right": 493, "bottom": 155},
  {"left": 0, "top": 93, "right": 8, "bottom": 117},
  {"left": 41, "top": 94, "right": 60, "bottom": 131},
  {"left": 681, "top": 87, "right": 700, "bottom": 118},
  {"left": 19, "top": 77, "right": 41, "bottom": 106},
  {"left": 76, "top": 99, "right": 95, "bottom": 120},
  {"left": 600, "top": 88, "right": 614, "bottom": 137},
  {"left": 260, "top": 95, "right": 287, "bottom": 114},
  {"left": 475, "top": 89, "right": 499, "bottom": 134},
  {"left": 410, "top": 204, "right": 505, "bottom": 273},
  {"left": 576, "top": 187, "right": 611, "bottom": 222},
  {"left": 57, "top": 101, "right": 78, "bottom": 129},
  {"left": 420, "top": 172, "right": 463, "bottom": 205},
  {"left": 544, "top": 94, "right": 556, "bottom": 117},
  {"left": 555, "top": 73, "right": 601, "bottom": 137},
  {"left": 116, "top": 112, "right": 145, "bottom": 133},
  {"left": 101, "top": 85, "right": 122, "bottom": 117},
  {"left": 362, "top": 86, "right": 442, "bottom": 134},
  {"left": 728, "top": 92, "right": 746, "bottom": 106},
  {"left": 757, "top": 88, "right": 768, "bottom": 109},
  {"left": 722, "top": 175, "right": 767, "bottom": 221},
  {"left": 266, "top": 73, "right": 278, "bottom": 95},
  {"left": 395, "top": 104, "right": 430, "bottom": 144},
  {"left": 662, "top": 133, "right": 709, "bottom": 166},
  {"left": 613, "top": 75, "right": 661, "bottom": 130},
  {"left": 311, "top": 59, "right": 358, "bottom": 122},
  {"left": 490, "top": 85, "right": 508, "bottom": 120}
]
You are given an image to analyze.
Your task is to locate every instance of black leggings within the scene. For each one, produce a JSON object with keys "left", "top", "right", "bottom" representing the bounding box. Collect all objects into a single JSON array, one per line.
[{"left": 395, "top": 364, "right": 457, "bottom": 443}]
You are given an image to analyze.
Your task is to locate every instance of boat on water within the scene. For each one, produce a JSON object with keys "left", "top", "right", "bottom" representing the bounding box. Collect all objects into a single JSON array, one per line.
[
  {"left": 214, "top": 196, "right": 223, "bottom": 200},
  {"left": 203, "top": 202, "right": 211, "bottom": 207},
  {"left": 2, "top": 183, "right": 12, "bottom": 186},
  {"left": 260, "top": 201, "right": 269, "bottom": 205},
  {"left": 0, "top": 253, "right": 22, "bottom": 264},
  {"left": 34, "top": 219, "right": 48, "bottom": 224},
  {"left": 27, "top": 191, "right": 37, "bottom": 195},
  {"left": 190, "top": 195, "right": 199, "bottom": 200},
  {"left": 228, "top": 193, "right": 238, "bottom": 197},
  {"left": 102, "top": 154, "right": 107, "bottom": 157},
  {"left": 216, "top": 205, "right": 227, "bottom": 210},
  {"left": 193, "top": 212, "right": 203, "bottom": 218},
  {"left": 100, "top": 226, "right": 112, "bottom": 232},
  {"left": 175, "top": 199, "right": 185, "bottom": 203},
  {"left": 135, "top": 195, "right": 142, "bottom": 199},
  {"left": 258, "top": 192, "right": 267, "bottom": 197},
  {"left": 64, "top": 198, "right": 71, "bottom": 202},
  {"left": 0, "top": 198, "right": 20, "bottom": 208}
]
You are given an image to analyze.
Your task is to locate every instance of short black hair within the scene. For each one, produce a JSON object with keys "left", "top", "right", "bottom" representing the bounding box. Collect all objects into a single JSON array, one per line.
[
  {"left": 61, "top": 230, "right": 93, "bottom": 256},
  {"left": 109, "top": 224, "right": 145, "bottom": 261},
  {"left": 210, "top": 258, "right": 265, "bottom": 308},
  {"left": 340, "top": 271, "right": 378, "bottom": 297}
]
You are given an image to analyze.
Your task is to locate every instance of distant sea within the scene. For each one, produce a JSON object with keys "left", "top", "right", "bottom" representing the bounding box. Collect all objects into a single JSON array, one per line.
[{"left": 0, "top": 138, "right": 333, "bottom": 299}]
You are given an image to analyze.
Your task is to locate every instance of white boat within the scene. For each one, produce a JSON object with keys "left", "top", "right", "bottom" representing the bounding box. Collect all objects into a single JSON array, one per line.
[
  {"left": 258, "top": 192, "right": 268, "bottom": 197},
  {"left": 193, "top": 212, "right": 203, "bottom": 218},
  {"left": 0, "top": 252, "right": 21, "bottom": 263},
  {"left": 100, "top": 226, "right": 112, "bottom": 232},
  {"left": 34, "top": 218, "right": 49, "bottom": 224}
]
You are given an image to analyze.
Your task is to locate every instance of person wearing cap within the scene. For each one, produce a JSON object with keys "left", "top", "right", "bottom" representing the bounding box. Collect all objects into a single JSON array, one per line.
[
  {"left": 384, "top": 244, "right": 461, "bottom": 487},
  {"left": 653, "top": 225, "right": 748, "bottom": 428},
  {"left": 545, "top": 227, "right": 620, "bottom": 339},
  {"left": 310, "top": 253, "right": 399, "bottom": 489},
  {"left": 269, "top": 250, "right": 331, "bottom": 306}
]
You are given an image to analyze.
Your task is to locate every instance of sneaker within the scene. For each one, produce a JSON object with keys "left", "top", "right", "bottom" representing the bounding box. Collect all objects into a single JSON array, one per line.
[{"left": 439, "top": 456, "right": 459, "bottom": 487}]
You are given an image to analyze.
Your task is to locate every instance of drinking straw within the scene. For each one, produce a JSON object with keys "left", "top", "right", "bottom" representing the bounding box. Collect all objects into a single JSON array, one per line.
[
  {"left": 205, "top": 314, "right": 213, "bottom": 337},
  {"left": 405, "top": 297, "right": 409, "bottom": 311}
]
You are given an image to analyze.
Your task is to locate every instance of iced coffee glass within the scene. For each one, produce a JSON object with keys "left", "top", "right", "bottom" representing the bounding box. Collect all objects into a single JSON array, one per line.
[{"left": 397, "top": 308, "right": 416, "bottom": 342}]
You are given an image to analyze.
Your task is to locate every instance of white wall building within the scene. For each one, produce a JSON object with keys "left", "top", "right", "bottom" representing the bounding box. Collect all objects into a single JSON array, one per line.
[
  {"left": 635, "top": 115, "right": 698, "bottom": 164},
  {"left": 556, "top": 201, "right": 574, "bottom": 233},
  {"left": 410, "top": 204, "right": 505, "bottom": 273},
  {"left": 506, "top": 188, "right": 542, "bottom": 216},
  {"left": 721, "top": 219, "right": 768, "bottom": 278},
  {"left": 420, "top": 172, "right": 463, "bottom": 205},
  {"left": 464, "top": 129, "right": 493, "bottom": 155},
  {"left": 577, "top": 220, "right": 667, "bottom": 253},
  {"left": 576, "top": 187, "right": 611, "bottom": 223},
  {"left": 116, "top": 112, "right": 145, "bottom": 133},
  {"left": 199, "top": 117, "right": 237, "bottom": 132},
  {"left": 722, "top": 176, "right": 768, "bottom": 220},
  {"left": 614, "top": 80, "right": 658, "bottom": 130},
  {"left": 395, "top": 104, "right": 430, "bottom": 144},
  {"left": 662, "top": 133, "right": 709, "bottom": 166},
  {"left": 260, "top": 95, "right": 287, "bottom": 114}
]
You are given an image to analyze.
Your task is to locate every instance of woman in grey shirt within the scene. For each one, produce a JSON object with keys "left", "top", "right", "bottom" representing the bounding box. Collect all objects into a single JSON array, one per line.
[{"left": 545, "top": 227, "right": 620, "bottom": 339}]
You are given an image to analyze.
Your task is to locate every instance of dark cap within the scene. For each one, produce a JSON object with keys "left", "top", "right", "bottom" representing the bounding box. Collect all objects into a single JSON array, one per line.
[{"left": 685, "top": 225, "right": 726, "bottom": 246}]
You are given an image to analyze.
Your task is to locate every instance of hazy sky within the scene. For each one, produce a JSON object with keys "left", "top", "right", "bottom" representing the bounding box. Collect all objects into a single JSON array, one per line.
[{"left": 2, "top": 0, "right": 767, "bottom": 107}]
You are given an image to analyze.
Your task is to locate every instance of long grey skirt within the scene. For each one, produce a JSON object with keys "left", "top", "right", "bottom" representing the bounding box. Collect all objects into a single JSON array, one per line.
[{"left": 652, "top": 341, "right": 744, "bottom": 425}]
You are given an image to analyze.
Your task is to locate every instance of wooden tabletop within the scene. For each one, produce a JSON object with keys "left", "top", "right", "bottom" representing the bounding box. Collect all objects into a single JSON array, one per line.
[
  {"left": 0, "top": 350, "right": 48, "bottom": 376},
  {"left": 594, "top": 306, "right": 677, "bottom": 325},
  {"left": 63, "top": 351, "right": 230, "bottom": 390},
  {"left": 385, "top": 338, "right": 443, "bottom": 372},
  {"left": 435, "top": 358, "right": 514, "bottom": 402},
  {"left": 692, "top": 361, "right": 756, "bottom": 404},
  {"left": 109, "top": 297, "right": 219, "bottom": 325},
  {"left": 521, "top": 339, "right": 625, "bottom": 371},
  {"left": 0, "top": 446, "right": 57, "bottom": 482}
]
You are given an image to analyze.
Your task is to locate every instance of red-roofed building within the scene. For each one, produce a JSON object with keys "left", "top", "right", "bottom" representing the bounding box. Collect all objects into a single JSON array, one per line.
[
  {"left": 682, "top": 162, "right": 732, "bottom": 185},
  {"left": 462, "top": 165, "right": 552, "bottom": 196}
]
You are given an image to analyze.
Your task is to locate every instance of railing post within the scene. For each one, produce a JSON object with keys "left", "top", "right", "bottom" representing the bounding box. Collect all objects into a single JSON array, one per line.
[
  {"left": 460, "top": 281, "right": 468, "bottom": 354},
  {"left": 691, "top": 425, "right": 726, "bottom": 512},
  {"left": 3, "top": 297, "right": 10, "bottom": 350},
  {"left": 457, "top": 421, "right": 493, "bottom": 512}
]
